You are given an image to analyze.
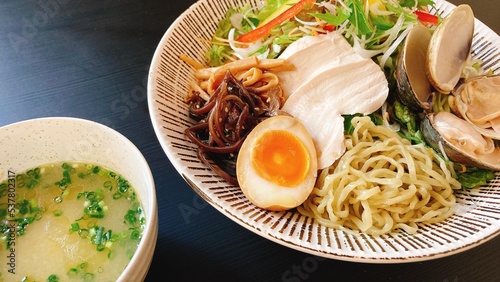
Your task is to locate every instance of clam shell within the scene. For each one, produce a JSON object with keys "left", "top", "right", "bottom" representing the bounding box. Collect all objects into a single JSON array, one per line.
[
  {"left": 421, "top": 112, "right": 500, "bottom": 171},
  {"left": 453, "top": 74, "right": 500, "bottom": 140},
  {"left": 395, "top": 25, "right": 433, "bottom": 111},
  {"left": 426, "top": 4, "right": 475, "bottom": 94}
]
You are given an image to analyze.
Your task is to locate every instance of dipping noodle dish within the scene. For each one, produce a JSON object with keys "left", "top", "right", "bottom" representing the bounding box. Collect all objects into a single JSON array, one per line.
[{"left": 148, "top": 0, "right": 500, "bottom": 261}]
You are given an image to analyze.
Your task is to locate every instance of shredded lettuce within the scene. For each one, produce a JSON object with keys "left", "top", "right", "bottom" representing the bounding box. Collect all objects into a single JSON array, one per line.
[
  {"left": 206, "top": 1, "right": 304, "bottom": 66},
  {"left": 205, "top": 7, "right": 238, "bottom": 66},
  {"left": 393, "top": 100, "right": 425, "bottom": 144},
  {"left": 349, "top": 0, "right": 374, "bottom": 35},
  {"left": 400, "top": 0, "right": 435, "bottom": 8},
  {"left": 343, "top": 114, "right": 360, "bottom": 135},
  {"left": 205, "top": 45, "right": 230, "bottom": 67},
  {"left": 206, "top": 0, "right": 436, "bottom": 68},
  {"left": 457, "top": 167, "right": 496, "bottom": 189},
  {"left": 257, "top": 0, "right": 293, "bottom": 22},
  {"left": 343, "top": 113, "right": 383, "bottom": 135},
  {"left": 312, "top": 7, "right": 349, "bottom": 26}
]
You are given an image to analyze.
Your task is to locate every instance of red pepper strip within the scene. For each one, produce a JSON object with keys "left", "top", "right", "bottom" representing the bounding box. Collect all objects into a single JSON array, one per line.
[
  {"left": 323, "top": 24, "right": 335, "bottom": 32},
  {"left": 415, "top": 10, "right": 439, "bottom": 26},
  {"left": 236, "top": 0, "right": 316, "bottom": 43}
]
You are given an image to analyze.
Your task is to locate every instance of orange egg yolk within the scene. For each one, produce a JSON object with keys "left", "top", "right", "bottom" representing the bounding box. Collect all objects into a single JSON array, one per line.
[{"left": 251, "top": 130, "right": 311, "bottom": 187}]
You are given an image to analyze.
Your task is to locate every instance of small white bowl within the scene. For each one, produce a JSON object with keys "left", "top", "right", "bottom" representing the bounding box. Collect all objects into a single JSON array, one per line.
[{"left": 0, "top": 117, "right": 157, "bottom": 282}]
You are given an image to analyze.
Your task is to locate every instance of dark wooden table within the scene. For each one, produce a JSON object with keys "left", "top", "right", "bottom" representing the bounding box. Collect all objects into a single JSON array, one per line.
[{"left": 1, "top": 1, "right": 499, "bottom": 281}]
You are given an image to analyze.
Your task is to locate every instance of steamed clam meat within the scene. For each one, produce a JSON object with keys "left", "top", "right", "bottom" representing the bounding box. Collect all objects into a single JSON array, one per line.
[
  {"left": 452, "top": 75, "right": 500, "bottom": 140},
  {"left": 421, "top": 111, "right": 500, "bottom": 171}
]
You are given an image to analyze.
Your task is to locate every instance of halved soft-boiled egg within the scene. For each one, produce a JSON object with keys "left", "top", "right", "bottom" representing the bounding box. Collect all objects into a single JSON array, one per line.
[{"left": 236, "top": 115, "right": 318, "bottom": 211}]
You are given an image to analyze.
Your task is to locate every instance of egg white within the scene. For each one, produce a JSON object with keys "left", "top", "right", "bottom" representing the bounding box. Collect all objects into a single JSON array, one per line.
[{"left": 236, "top": 115, "right": 318, "bottom": 211}]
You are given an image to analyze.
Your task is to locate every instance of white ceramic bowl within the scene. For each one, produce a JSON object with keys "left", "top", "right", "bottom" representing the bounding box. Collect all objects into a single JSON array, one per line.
[
  {"left": 148, "top": 0, "right": 500, "bottom": 262},
  {"left": 0, "top": 117, "right": 157, "bottom": 282}
]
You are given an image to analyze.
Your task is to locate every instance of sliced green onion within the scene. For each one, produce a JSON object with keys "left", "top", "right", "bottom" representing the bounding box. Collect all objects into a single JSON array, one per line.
[
  {"left": 83, "top": 272, "right": 94, "bottom": 281},
  {"left": 85, "top": 192, "right": 96, "bottom": 201},
  {"left": 68, "top": 268, "right": 79, "bottom": 277},
  {"left": 104, "top": 229, "right": 113, "bottom": 241},
  {"left": 94, "top": 226, "right": 104, "bottom": 245},
  {"left": 78, "top": 228, "right": 89, "bottom": 238},
  {"left": 29, "top": 198, "right": 40, "bottom": 213},
  {"left": 47, "top": 274, "right": 59, "bottom": 282},
  {"left": 103, "top": 181, "right": 112, "bottom": 190},
  {"left": 96, "top": 244, "right": 106, "bottom": 252},
  {"left": 87, "top": 221, "right": 96, "bottom": 228},
  {"left": 130, "top": 229, "right": 141, "bottom": 240}
]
